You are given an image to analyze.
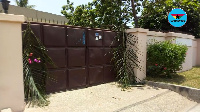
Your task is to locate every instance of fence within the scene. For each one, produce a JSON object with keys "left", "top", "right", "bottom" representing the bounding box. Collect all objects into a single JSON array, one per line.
[
  {"left": 20, "top": 24, "right": 200, "bottom": 95},
  {"left": 22, "top": 22, "right": 120, "bottom": 93},
  {"left": 0, "top": 3, "right": 68, "bottom": 25}
]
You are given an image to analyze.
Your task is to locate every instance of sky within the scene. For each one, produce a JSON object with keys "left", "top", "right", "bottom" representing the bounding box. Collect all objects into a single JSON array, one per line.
[
  {"left": 10, "top": 0, "right": 93, "bottom": 16},
  {"left": 9, "top": 0, "right": 134, "bottom": 26}
]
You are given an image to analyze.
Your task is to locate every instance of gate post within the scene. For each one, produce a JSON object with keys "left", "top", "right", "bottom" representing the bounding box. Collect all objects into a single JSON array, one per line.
[
  {"left": 196, "top": 39, "right": 200, "bottom": 66},
  {"left": 0, "top": 14, "right": 25, "bottom": 112},
  {"left": 126, "top": 28, "right": 149, "bottom": 82}
]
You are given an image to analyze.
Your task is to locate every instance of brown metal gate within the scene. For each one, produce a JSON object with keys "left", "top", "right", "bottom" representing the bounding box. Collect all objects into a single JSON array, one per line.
[{"left": 22, "top": 22, "right": 119, "bottom": 93}]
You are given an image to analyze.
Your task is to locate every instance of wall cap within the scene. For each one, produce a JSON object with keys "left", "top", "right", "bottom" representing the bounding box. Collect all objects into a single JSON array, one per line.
[
  {"left": 166, "top": 32, "right": 195, "bottom": 39},
  {"left": 126, "top": 28, "right": 149, "bottom": 33},
  {"left": 166, "top": 32, "right": 180, "bottom": 37},
  {"left": 147, "top": 31, "right": 166, "bottom": 37},
  {"left": 156, "top": 32, "right": 166, "bottom": 37},
  {"left": 147, "top": 31, "right": 156, "bottom": 36},
  {"left": 187, "top": 35, "right": 195, "bottom": 39},
  {"left": 0, "top": 13, "right": 25, "bottom": 23}
]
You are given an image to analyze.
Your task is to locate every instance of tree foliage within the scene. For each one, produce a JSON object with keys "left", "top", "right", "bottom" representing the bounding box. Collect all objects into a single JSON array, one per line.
[
  {"left": 139, "top": 0, "right": 200, "bottom": 38},
  {"left": 61, "top": 0, "right": 143, "bottom": 30},
  {"left": 16, "top": 0, "right": 35, "bottom": 9}
]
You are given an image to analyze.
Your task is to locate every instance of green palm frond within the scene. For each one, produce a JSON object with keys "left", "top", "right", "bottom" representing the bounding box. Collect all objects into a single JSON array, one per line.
[
  {"left": 23, "top": 23, "right": 54, "bottom": 106},
  {"left": 111, "top": 28, "right": 141, "bottom": 88}
]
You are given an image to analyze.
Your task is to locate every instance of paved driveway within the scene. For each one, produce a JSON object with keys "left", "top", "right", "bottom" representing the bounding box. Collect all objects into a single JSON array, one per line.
[{"left": 25, "top": 82, "right": 199, "bottom": 112}]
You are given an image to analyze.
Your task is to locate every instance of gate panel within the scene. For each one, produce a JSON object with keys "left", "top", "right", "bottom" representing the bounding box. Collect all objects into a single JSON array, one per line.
[
  {"left": 88, "top": 29, "right": 103, "bottom": 46},
  {"left": 103, "top": 31, "right": 118, "bottom": 47},
  {"left": 88, "top": 48, "right": 104, "bottom": 65},
  {"left": 67, "top": 27, "right": 86, "bottom": 47},
  {"left": 22, "top": 23, "right": 42, "bottom": 41},
  {"left": 43, "top": 25, "right": 66, "bottom": 47},
  {"left": 89, "top": 66, "right": 104, "bottom": 84},
  {"left": 104, "top": 48, "right": 113, "bottom": 65},
  {"left": 46, "top": 48, "right": 66, "bottom": 68},
  {"left": 104, "top": 65, "right": 116, "bottom": 82},
  {"left": 46, "top": 69, "right": 67, "bottom": 93},
  {"left": 68, "top": 48, "right": 86, "bottom": 67},
  {"left": 68, "top": 67, "right": 87, "bottom": 88}
]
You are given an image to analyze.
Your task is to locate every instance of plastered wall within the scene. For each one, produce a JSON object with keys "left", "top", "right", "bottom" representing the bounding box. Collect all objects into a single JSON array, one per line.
[
  {"left": 196, "top": 39, "right": 200, "bottom": 66},
  {"left": 0, "top": 13, "right": 25, "bottom": 112}
]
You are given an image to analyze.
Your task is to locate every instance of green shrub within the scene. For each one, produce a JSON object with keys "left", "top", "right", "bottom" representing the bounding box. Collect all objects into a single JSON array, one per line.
[{"left": 147, "top": 40, "right": 188, "bottom": 77}]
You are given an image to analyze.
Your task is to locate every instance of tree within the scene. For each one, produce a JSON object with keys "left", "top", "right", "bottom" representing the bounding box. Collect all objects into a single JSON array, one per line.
[
  {"left": 139, "top": 0, "right": 200, "bottom": 38},
  {"left": 16, "top": 0, "right": 35, "bottom": 9},
  {"left": 61, "top": 0, "right": 143, "bottom": 30}
]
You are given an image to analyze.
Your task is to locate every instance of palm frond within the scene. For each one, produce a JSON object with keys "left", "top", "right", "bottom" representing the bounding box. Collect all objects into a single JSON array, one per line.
[
  {"left": 111, "top": 28, "right": 141, "bottom": 88},
  {"left": 23, "top": 23, "right": 54, "bottom": 106}
]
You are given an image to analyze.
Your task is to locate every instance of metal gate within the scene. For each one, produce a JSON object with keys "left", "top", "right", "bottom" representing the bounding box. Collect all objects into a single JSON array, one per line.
[{"left": 22, "top": 23, "right": 119, "bottom": 93}]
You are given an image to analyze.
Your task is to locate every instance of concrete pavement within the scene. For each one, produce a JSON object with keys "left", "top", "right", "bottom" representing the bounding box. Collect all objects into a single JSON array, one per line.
[{"left": 24, "top": 82, "right": 199, "bottom": 112}]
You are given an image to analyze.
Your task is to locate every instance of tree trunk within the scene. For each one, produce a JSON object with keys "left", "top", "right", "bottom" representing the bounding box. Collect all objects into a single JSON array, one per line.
[{"left": 131, "top": 0, "right": 139, "bottom": 28}]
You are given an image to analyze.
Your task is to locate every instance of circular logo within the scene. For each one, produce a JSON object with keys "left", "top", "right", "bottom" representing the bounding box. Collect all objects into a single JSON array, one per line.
[{"left": 168, "top": 8, "right": 187, "bottom": 27}]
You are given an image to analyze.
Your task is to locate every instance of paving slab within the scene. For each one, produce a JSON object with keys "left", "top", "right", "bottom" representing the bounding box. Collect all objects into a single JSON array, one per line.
[{"left": 24, "top": 82, "right": 198, "bottom": 112}]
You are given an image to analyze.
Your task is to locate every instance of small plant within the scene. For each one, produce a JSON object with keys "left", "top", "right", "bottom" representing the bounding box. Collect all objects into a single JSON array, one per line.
[{"left": 147, "top": 40, "right": 188, "bottom": 77}]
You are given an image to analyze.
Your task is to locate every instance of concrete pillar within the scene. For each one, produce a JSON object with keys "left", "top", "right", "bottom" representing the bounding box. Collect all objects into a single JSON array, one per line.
[
  {"left": 126, "top": 28, "right": 149, "bottom": 82},
  {"left": 192, "top": 40, "right": 197, "bottom": 66},
  {"left": 165, "top": 32, "right": 177, "bottom": 43},
  {"left": 0, "top": 14, "right": 25, "bottom": 112},
  {"left": 196, "top": 39, "right": 200, "bottom": 66}
]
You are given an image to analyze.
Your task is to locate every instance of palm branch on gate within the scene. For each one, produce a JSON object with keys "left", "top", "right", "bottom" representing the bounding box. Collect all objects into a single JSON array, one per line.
[
  {"left": 111, "top": 28, "right": 142, "bottom": 88},
  {"left": 23, "top": 23, "right": 55, "bottom": 106}
]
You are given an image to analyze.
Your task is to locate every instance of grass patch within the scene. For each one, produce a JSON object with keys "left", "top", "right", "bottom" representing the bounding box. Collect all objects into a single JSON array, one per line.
[{"left": 146, "top": 67, "right": 200, "bottom": 89}]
